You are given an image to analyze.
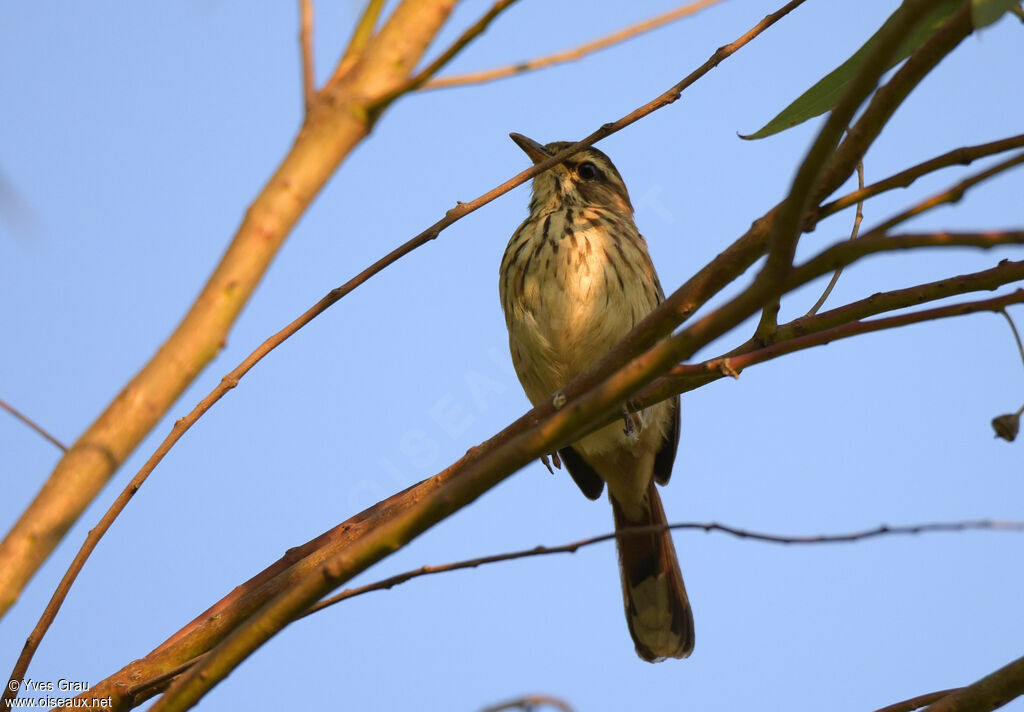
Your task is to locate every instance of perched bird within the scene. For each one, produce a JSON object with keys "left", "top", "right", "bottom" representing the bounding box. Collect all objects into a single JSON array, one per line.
[{"left": 499, "top": 133, "right": 693, "bottom": 661}]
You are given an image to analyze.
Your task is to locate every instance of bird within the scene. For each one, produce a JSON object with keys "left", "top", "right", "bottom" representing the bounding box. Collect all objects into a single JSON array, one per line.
[{"left": 498, "top": 132, "right": 693, "bottom": 661}]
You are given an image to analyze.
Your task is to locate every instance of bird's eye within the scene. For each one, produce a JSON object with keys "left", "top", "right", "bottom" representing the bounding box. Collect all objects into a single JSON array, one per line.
[{"left": 578, "top": 162, "right": 599, "bottom": 180}]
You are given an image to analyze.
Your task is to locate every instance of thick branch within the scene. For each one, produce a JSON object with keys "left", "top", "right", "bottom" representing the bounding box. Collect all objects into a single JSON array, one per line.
[
  {"left": 75, "top": 256, "right": 1023, "bottom": 710},
  {"left": 755, "top": 0, "right": 940, "bottom": 341},
  {"left": 329, "top": 0, "right": 385, "bottom": 85},
  {"left": 148, "top": 233, "right": 1020, "bottom": 711},
  {"left": 815, "top": 2, "right": 973, "bottom": 202},
  {"left": 370, "top": 0, "right": 522, "bottom": 110},
  {"left": 1, "top": 0, "right": 459, "bottom": 702}
]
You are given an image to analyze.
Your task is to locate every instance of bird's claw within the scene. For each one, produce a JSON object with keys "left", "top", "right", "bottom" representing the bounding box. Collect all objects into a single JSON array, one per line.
[
  {"left": 622, "top": 406, "right": 644, "bottom": 437},
  {"left": 540, "top": 452, "right": 562, "bottom": 474}
]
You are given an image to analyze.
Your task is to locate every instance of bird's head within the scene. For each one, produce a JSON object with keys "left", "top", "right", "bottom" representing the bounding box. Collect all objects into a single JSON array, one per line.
[{"left": 510, "top": 133, "right": 634, "bottom": 216}]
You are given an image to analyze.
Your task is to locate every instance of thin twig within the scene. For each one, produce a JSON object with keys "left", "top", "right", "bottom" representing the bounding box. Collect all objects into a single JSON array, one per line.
[
  {"left": 299, "top": 0, "right": 315, "bottom": 111},
  {"left": 107, "top": 516, "right": 1024, "bottom": 698},
  {"left": 668, "top": 290, "right": 1024, "bottom": 388},
  {"left": 872, "top": 689, "right": 960, "bottom": 712},
  {"left": 424, "top": 0, "right": 724, "bottom": 90},
  {"left": 304, "top": 520, "right": 1023, "bottom": 617},
  {"left": 806, "top": 158, "right": 864, "bottom": 315},
  {"left": 0, "top": 398, "right": 68, "bottom": 453},
  {"left": 866, "top": 151, "right": 1024, "bottom": 236},
  {"left": 812, "top": 133, "right": 1024, "bottom": 227}
]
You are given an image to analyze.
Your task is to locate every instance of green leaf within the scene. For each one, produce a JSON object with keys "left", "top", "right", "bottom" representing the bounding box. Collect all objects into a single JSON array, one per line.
[
  {"left": 971, "top": 0, "right": 1019, "bottom": 27},
  {"left": 742, "top": 0, "right": 962, "bottom": 140}
]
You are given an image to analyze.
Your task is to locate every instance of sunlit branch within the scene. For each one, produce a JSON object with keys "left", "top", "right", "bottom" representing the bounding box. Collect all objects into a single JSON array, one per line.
[
  {"left": 304, "top": 519, "right": 1023, "bottom": 617},
  {"left": 423, "top": 0, "right": 724, "bottom": 90},
  {"left": 24, "top": 9, "right": 809, "bottom": 706}
]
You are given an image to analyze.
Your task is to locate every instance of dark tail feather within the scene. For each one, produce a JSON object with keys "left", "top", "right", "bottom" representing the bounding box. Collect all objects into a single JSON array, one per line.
[{"left": 610, "top": 480, "right": 694, "bottom": 662}]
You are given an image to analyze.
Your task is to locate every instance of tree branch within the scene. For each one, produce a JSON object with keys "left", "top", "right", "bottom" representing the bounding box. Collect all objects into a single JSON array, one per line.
[
  {"left": 305, "top": 519, "right": 1022, "bottom": 618},
  {"left": 75, "top": 254, "right": 1024, "bottom": 710},
  {"left": 866, "top": 152, "right": 1024, "bottom": 236},
  {"left": 815, "top": 2, "right": 974, "bottom": 203},
  {"left": 812, "top": 132, "right": 1024, "bottom": 227},
  {"left": 329, "top": 0, "right": 385, "bottom": 85},
  {"left": 145, "top": 229, "right": 1021, "bottom": 710},
  {"left": 369, "top": 0, "right": 523, "bottom": 111},
  {"left": 423, "top": 0, "right": 724, "bottom": 90},
  {"left": 8, "top": 5, "right": 808, "bottom": 705},
  {"left": 922, "top": 654, "right": 1024, "bottom": 712},
  {"left": 1, "top": 0, "right": 460, "bottom": 702},
  {"left": 667, "top": 290, "right": 1024, "bottom": 389},
  {"left": 755, "top": 0, "right": 940, "bottom": 343}
]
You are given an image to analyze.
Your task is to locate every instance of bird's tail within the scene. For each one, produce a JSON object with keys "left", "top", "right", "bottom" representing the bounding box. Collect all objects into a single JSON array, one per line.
[{"left": 610, "top": 480, "right": 694, "bottom": 661}]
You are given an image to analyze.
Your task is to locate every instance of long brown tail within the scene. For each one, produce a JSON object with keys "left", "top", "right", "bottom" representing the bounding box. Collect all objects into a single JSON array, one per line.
[{"left": 610, "top": 480, "right": 694, "bottom": 661}]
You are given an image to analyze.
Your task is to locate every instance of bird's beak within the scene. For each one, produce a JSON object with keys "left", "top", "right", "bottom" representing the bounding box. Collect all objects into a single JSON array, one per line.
[{"left": 509, "top": 132, "right": 550, "bottom": 165}]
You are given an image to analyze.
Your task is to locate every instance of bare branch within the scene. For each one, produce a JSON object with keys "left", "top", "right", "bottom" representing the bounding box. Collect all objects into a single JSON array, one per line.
[
  {"left": 424, "top": 0, "right": 724, "bottom": 90},
  {"left": 667, "top": 290, "right": 1024, "bottom": 391},
  {"left": 815, "top": 4, "right": 974, "bottom": 203},
  {"left": 867, "top": 152, "right": 1024, "bottom": 235},
  {"left": 300, "top": 0, "right": 315, "bottom": 111},
  {"left": 922, "top": 653, "right": 1024, "bottom": 712},
  {"left": 1, "top": 0, "right": 461, "bottom": 700},
  {"left": 0, "top": 398, "right": 67, "bottom": 453},
  {"left": 305, "top": 520, "right": 1023, "bottom": 618},
  {"left": 75, "top": 261, "right": 1024, "bottom": 709},
  {"left": 812, "top": 132, "right": 1024, "bottom": 227},
  {"left": 755, "top": 0, "right": 942, "bottom": 343},
  {"left": 11, "top": 6, "right": 808, "bottom": 703},
  {"left": 370, "top": 0, "right": 523, "bottom": 109},
  {"left": 630, "top": 259, "right": 1024, "bottom": 405},
  {"left": 148, "top": 222, "right": 1020, "bottom": 711}
]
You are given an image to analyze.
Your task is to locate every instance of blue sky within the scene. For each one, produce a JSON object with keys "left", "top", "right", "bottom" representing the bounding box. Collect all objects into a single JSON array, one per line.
[{"left": 2, "top": 1, "right": 1022, "bottom": 710}]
